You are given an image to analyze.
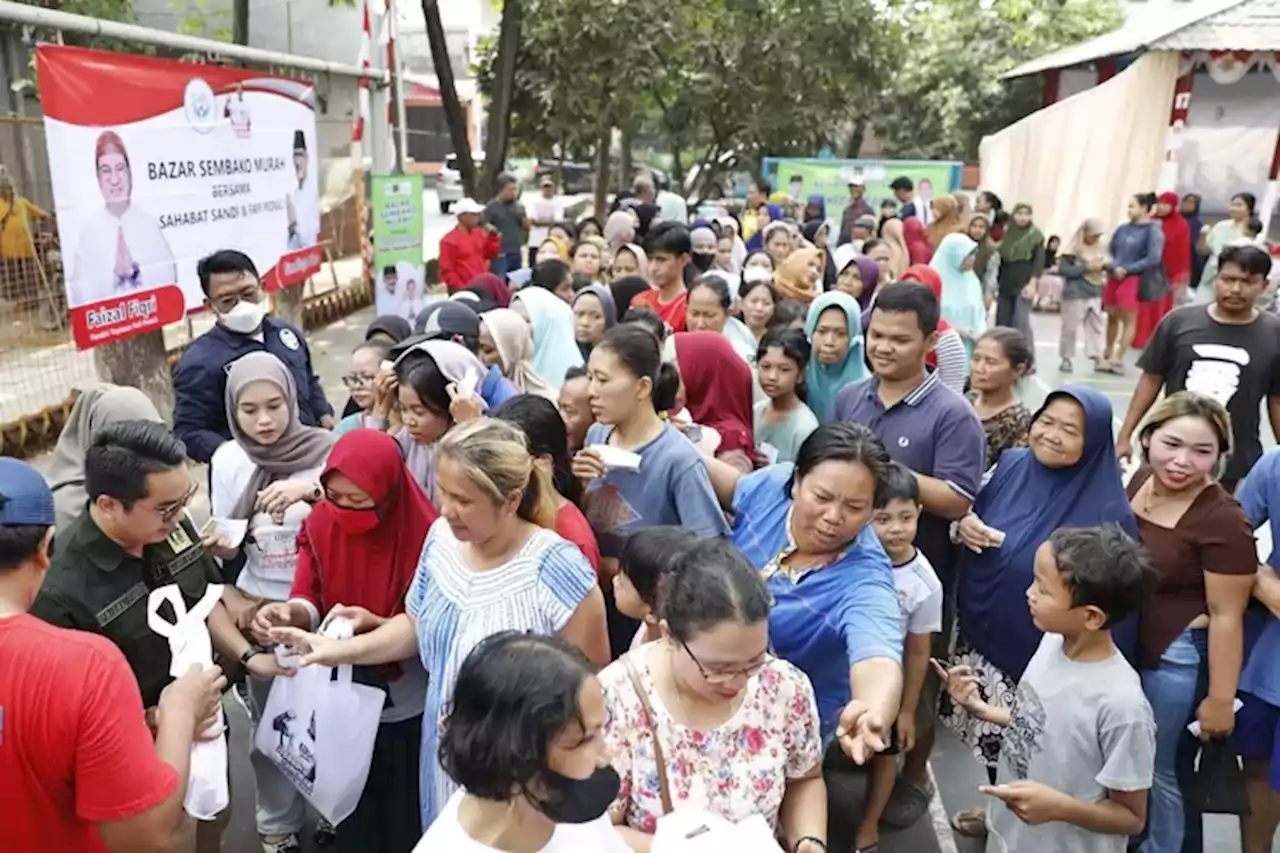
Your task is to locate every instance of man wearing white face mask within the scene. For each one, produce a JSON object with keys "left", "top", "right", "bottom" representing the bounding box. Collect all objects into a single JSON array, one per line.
[{"left": 172, "top": 250, "right": 334, "bottom": 465}]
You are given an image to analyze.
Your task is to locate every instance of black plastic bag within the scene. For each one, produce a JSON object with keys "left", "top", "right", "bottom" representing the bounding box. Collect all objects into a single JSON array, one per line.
[{"left": 1190, "top": 736, "right": 1250, "bottom": 816}]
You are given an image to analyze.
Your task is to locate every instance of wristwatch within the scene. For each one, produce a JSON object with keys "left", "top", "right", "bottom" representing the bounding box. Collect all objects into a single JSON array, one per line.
[{"left": 239, "top": 644, "right": 270, "bottom": 667}]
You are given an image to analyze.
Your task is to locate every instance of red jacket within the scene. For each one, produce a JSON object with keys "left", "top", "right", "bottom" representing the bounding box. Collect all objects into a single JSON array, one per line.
[{"left": 439, "top": 225, "right": 500, "bottom": 291}]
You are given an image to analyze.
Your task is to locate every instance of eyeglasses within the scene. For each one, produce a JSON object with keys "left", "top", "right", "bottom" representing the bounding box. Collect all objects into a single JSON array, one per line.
[
  {"left": 341, "top": 372, "right": 377, "bottom": 388},
  {"left": 148, "top": 481, "right": 199, "bottom": 523},
  {"left": 681, "top": 640, "right": 769, "bottom": 685}
]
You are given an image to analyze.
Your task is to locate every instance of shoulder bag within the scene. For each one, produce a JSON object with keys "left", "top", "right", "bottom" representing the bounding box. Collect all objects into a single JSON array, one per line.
[{"left": 623, "top": 655, "right": 673, "bottom": 815}]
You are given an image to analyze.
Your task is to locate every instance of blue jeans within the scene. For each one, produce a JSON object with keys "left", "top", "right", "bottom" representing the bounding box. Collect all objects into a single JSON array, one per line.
[
  {"left": 1139, "top": 628, "right": 1207, "bottom": 853},
  {"left": 490, "top": 251, "right": 523, "bottom": 279}
]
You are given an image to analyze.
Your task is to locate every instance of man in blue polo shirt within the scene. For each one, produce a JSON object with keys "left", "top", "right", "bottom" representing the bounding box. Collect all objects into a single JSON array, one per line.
[{"left": 833, "top": 280, "right": 986, "bottom": 822}]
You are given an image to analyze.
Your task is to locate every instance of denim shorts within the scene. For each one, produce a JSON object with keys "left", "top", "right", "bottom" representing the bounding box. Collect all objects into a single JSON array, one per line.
[{"left": 1236, "top": 692, "right": 1280, "bottom": 791}]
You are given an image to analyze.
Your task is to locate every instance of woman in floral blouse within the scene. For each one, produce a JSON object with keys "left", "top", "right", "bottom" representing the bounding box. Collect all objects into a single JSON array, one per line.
[{"left": 601, "top": 539, "right": 826, "bottom": 852}]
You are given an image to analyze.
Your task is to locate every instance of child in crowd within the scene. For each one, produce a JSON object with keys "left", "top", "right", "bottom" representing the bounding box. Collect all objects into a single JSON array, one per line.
[
  {"left": 936, "top": 526, "right": 1154, "bottom": 853},
  {"left": 858, "top": 463, "right": 943, "bottom": 852},
  {"left": 335, "top": 339, "right": 392, "bottom": 436},
  {"left": 754, "top": 328, "right": 819, "bottom": 465},
  {"left": 611, "top": 526, "right": 697, "bottom": 650}
]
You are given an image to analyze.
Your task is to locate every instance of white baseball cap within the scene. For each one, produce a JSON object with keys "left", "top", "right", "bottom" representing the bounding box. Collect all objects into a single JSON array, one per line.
[
  {"left": 454, "top": 198, "right": 484, "bottom": 216},
  {"left": 848, "top": 175, "right": 867, "bottom": 187}
]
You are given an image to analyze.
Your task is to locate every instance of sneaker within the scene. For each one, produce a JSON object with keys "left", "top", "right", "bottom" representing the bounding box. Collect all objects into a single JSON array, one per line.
[
  {"left": 1059, "top": 357, "right": 1073, "bottom": 373},
  {"left": 261, "top": 833, "right": 301, "bottom": 853}
]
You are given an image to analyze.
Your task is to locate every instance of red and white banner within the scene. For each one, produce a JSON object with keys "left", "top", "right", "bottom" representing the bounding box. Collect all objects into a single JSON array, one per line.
[{"left": 36, "top": 45, "right": 321, "bottom": 349}]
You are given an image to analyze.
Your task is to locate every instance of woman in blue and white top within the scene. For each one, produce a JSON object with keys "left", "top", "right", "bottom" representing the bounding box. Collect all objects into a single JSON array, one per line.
[{"left": 272, "top": 417, "right": 608, "bottom": 829}]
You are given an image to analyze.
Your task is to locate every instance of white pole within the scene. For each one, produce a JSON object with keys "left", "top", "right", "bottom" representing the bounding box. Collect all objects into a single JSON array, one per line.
[{"left": 388, "top": 0, "right": 409, "bottom": 173}]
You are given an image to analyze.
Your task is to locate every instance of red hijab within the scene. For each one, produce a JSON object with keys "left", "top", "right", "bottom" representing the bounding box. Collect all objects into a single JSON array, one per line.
[
  {"left": 467, "top": 272, "right": 512, "bottom": 308},
  {"left": 301, "top": 429, "right": 438, "bottom": 619},
  {"left": 672, "top": 331, "right": 755, "bottom": 457},
  {"left": 899, "top": 265, "right": 952, "bottom": 368},
  {"left": 903, "top": 218, "right": 934, "bottom": 264},
  {"left": 1155, "top": 191, "right": 1192, "bottom": 288}
]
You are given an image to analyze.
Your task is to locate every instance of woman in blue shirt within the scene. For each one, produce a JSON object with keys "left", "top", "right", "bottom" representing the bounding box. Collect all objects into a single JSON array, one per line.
[
  {"left": 703, "top": 422, "right": 903, "bottom": 756},
  {"left": 572, "top": 323, "right": 730, "bottom": 654},
  {"left": 1101, "top": 192, "right": 1164, "bottom": 374},
  {"left": 1231, "top": 448, "right": 1280, "bottom": 852}
]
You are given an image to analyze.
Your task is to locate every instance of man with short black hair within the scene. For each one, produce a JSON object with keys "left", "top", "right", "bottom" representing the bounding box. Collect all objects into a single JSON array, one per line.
[
  {"left": 891, "top": 176, "right": 926, "bottom": 223},
  {"left": 0, "top": 456, "right": 227, "bottom": 853},
  {"left": 1118, "top": 244, "right": 1280, "bottom": 490},
  {"left": 631, "top": 222, "right": 692, "bottom": 331},
  {"left": 483, "top": 173, "right": 529, "bottom": 279},
  {"left": 173, "top": 249, "right": 333, "bottom": 464},
  {"left": 833, "top": 281, "right": 986, "bottom": 821},
  {"left": 33, "top": 420, "right": 288, "bottom": 709}
]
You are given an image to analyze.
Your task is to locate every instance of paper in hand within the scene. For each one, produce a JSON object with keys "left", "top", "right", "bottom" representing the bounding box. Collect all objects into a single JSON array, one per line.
[
  {"left": 594, "top": 444, "right": 643, "bottom": 472},
  {"left": 201, "top": 517, "right": 249, "bottom": 548}
]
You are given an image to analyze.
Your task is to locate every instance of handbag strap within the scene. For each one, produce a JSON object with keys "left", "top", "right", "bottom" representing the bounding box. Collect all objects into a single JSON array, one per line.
[{"left": 622, "top": 655, "right": 673, "bottom": 815}]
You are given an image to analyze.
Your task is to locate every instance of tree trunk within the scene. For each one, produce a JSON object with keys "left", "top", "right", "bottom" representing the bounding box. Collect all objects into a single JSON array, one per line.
[
  {"left": 94, "top": 331, "right": 173, "bottom": 421},
  {"left": 592, "top": 129, "right": 610, "bottom": 221},
  {"left": 232, "top": 0, "right": 249, "bottom": 45},
  {"left": 422, "top": 0, "right": 476, "bottom": 196},
  {"left": 619, "top": 122, "right": 633, "bottom": 189},
  {"left": 845, "top": 117, "right": 868, "bottom": 159},
  {"left": 478, "top": 0, "right": 522, "bottom": 200},
  {"left": 272, "top": 283, "right": 305, "bottom": 330},
  {"left": 670, "top": 141, "right": 684, "bottom": 192}
]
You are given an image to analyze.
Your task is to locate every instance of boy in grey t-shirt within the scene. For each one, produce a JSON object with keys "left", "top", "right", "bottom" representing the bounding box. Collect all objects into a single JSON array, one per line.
[{"left": 936, "top": 526, "right": 1156, "bottom": 853}]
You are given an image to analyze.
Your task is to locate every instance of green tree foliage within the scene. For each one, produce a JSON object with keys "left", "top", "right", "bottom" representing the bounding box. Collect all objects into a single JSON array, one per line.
[
  {"left": 873, "top": 0, "right": 1123, "bottom": 160},
  {"left": 478, "top": 0, "right": 894, "bottom": 194}
]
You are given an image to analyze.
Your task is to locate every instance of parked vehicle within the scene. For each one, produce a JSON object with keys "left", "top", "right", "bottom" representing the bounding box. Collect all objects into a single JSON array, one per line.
[
  {"left": 437, "top": 153, "right": 518, "bottom": 213},
  {"left": 532, "top": 158, "right": 670, "bottom": 196},
  {"left": 436, "top": 153, "right": 470, "bottom": 213}
]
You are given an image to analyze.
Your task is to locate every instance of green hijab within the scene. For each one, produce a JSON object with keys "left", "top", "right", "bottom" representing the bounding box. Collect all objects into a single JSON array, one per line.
[{"left": 999, "top": 203, "right": 1045, "bottom": 263}]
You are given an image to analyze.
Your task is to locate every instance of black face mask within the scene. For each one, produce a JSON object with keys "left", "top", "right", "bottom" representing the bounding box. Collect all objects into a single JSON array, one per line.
[
  {"left": 531, "top": 765, "right": 620, "bottom": 824},
  {"left": 691, "top": 252, "right": 716, "bottom": 272}
]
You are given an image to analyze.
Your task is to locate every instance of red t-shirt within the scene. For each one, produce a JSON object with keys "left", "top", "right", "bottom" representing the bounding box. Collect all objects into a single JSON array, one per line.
[
  {"left": 0, "top": 614, "right": 178, "bottom": 852},
  {"left": 555, "top": 501, "right": 603, "bottom": 580},
  {"left": 630, "top": 288, "right": 688, "bottom": 332}
]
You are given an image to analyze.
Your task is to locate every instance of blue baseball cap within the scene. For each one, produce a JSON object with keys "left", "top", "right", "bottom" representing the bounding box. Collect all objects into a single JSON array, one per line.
[{"left": 0, "top": 458, "right": 55, "bottom": 526}]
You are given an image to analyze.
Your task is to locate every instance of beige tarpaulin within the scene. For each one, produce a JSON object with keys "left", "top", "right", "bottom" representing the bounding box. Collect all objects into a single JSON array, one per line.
[{"left": 979, "top": 51, "right": 1180, "bottom": 242}]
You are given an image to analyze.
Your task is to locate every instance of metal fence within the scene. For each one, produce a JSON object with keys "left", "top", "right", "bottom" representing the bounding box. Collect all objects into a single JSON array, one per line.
[{"left": 0, "top": 7, "right": 386, "bottom": 455}]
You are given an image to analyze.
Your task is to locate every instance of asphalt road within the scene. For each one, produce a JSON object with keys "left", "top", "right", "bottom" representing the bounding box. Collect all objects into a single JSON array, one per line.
[{"left": 216, "top": 199, "right": 1263, "bottom": 851}]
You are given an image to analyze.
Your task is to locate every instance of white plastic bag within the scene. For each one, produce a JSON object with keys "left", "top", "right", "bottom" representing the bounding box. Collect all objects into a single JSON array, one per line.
[
  {"left": 252, "top": 619, "right": 386, "bottom": 826},
  {"left": 147, "top": 583, "right": 229, "bottom": 821},
  {"left": 652, "top": 809, "right": 783, "bottom": 852}
]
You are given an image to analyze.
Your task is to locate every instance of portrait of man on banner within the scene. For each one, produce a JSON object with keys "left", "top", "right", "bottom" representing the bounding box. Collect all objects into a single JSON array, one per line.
[{"left": 68, "top": 129, "right": 177, "bottom": 307}]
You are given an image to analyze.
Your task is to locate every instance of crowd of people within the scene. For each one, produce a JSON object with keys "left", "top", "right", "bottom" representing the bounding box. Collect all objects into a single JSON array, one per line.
[{"left": 5, "top": 169, "right": 1280, "bottom": 853}]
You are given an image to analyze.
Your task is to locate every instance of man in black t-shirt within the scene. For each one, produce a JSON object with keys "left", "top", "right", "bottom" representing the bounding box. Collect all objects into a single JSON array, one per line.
[{"left": 1117, "top": 244, "right": 1280, "bottom": 490}]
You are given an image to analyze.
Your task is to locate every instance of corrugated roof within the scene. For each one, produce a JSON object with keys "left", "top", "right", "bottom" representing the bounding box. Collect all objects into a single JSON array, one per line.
[
  {"left": 1152, "top": 0, "right": 1280, "bottom": 49},
  {"left": 1004, "top": 0, "right": 1250, "bottom": 78}
]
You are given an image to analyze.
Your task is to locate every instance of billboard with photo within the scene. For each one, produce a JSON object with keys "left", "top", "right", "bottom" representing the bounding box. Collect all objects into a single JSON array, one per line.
[{"left": 36, "top": 45, "right": 323, "bottom": 349}]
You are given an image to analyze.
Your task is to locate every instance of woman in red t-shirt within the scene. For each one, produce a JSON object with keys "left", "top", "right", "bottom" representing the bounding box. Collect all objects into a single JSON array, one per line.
[{"left": 490, "top": 394, "right": 602, "bottom": 577}]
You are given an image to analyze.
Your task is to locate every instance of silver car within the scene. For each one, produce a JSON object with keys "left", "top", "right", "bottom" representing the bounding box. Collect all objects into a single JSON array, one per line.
[{"left": 436, "top": 153, "right": 468, "bottom": 213}]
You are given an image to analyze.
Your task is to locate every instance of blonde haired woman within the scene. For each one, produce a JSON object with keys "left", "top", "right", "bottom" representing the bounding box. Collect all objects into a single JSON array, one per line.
[
  {"left": 1129, "top": 391, "right": 1255, "bottom": 853},
  {"left": 272, "top": 417, "right": 609, "bottom": 829}
]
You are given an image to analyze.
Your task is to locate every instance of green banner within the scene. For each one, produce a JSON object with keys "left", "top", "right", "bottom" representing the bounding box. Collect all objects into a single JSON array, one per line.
[
  {"left": 761, "top": 157, "right": 963, "bottom": 225},
  {"left": 371, "top": 173, "right": 426, "bottom": 323}
]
